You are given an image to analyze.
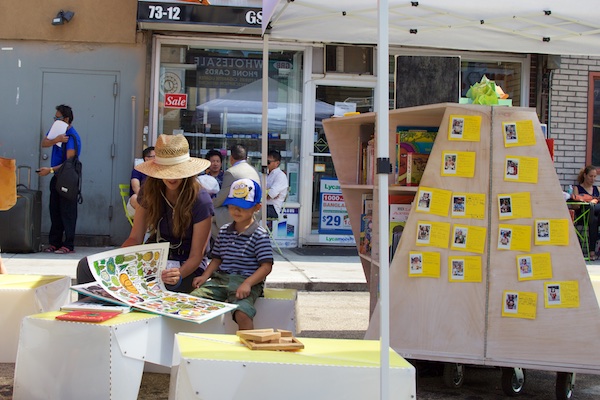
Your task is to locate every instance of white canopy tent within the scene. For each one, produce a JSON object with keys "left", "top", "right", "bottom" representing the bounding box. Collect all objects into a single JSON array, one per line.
[
  {"left": 264, "top": 0, "right": 600, "bottom": 56},
  {"left": 259, "top": 2, "right": 600, "bottom": 398}
]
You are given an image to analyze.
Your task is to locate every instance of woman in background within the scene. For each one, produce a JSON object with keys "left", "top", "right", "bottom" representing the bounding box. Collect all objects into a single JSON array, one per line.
[{"left": 574, "top": 165, "right": 600, "bottom": 260}]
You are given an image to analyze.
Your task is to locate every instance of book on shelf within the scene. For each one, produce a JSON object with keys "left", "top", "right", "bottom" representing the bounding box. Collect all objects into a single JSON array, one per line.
[
  {"left": 389, "top": 202, "right": 412, "bottom": 261},
  {"left": 359, "top": 213, "right": 373, "bottom": 256},
  {"left": 396, "top": 126, "right": 438, "bottom": 185},
  {"left": 358, "top": 136, "right": 376, "bottom": 185},
  {"left": 70, "top": 243, "right": 238, "bottom": 324},
  {"left": 406, "top": 152, "right": 430, "bottom": 186},
  {"left": 362, "top": 193, "right": 374, "bottom": 216}
]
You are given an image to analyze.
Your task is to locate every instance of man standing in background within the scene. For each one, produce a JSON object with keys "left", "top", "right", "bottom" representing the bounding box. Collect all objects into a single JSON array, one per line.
[
  {"left": 127, "top": 146, "right": 155, "bottom": 218},
  {"left": 266, "top": 150, "right": 288, "bottom": 219},
  {"left": 37, "top": 104, "right": 82, "bottom": 254}
]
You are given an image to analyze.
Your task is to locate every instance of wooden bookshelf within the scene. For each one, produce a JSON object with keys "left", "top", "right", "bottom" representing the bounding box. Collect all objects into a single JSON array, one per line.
[{"left": 324, "top": 103, "right": 600, "bottom": 376}]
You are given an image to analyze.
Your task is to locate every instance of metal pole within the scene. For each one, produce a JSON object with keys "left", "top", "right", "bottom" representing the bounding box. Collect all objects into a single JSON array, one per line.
[
  {"left": 377, "top": 1, "right": 390, "bottom": 399},
  {"left": 261, "top": 34, "right": 270, "bottom": 228}
]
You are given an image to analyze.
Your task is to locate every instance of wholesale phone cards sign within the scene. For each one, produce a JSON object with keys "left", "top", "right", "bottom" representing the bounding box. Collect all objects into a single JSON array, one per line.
[{"left": 319, "top": 177, "right": 352, "bottom": 234}]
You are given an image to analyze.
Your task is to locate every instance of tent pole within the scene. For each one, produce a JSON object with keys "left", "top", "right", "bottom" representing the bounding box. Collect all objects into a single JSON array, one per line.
[
  {"left": 376, "top": 1, "right": 390, "bottom": 399},
  {"left": 261, "top": 34, "right": 270, "bottom": 228}
]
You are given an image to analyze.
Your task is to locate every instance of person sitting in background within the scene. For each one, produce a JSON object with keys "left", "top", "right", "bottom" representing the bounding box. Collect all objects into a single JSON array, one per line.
[
  {"left": 127, "top": 146, "right": 155, "bottom": 218},
  {"left": 77, "top": 134, "right": 213, "bottom": 293},
  {"left": 266, "top": 150, "right": 288, "bottom": 219},
  {"left": 204, "top": 149, "right": 224, "bottom": 187},
  {"left": 573, "top": 165, "right": 600, "bottom": 260}
]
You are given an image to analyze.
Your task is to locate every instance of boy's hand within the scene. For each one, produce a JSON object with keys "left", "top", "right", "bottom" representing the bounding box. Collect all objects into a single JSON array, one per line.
[
  {"left": 236, "top": 281, "right": 251, "bottom": 299},
  {"left": 192, "top": 275, "right": 208, "bottom": 289}
]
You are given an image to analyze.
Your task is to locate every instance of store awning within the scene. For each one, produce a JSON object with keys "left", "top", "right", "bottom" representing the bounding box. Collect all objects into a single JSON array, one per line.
[{"left": 264, "top": 0, "right": 600, "bottom": 56}]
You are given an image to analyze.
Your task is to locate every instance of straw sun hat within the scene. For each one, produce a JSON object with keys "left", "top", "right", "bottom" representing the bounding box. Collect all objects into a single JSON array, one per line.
[{"left": 135, "top": 134, "right": 210, "bottom": 179}]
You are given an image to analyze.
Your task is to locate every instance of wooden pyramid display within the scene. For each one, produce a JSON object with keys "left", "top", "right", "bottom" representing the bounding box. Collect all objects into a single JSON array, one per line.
[{"left": 365, "top": 105, "right": 600, "bottom": 373}]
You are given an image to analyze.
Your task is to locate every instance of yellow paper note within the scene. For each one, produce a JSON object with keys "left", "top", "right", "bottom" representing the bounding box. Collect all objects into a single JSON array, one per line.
[
  {"left": 503, "top": 120, "right": 536, "bottom": 147},
  {"left": 516, "top": 253, "right": 553, "bottom": 281},
  {"left": 498, "top": 192, "right": 532, "bottom": 220},
  {"left": 448, "top": 115, "right": 482, "bottom": 142},
  {"left": 415, "top": 187, "right": 452, "bottom": 217},
  {"left": 451, "top": 193, "right": 485, "bottom": 219},
  {"left": 498, "top": 224, "right": 532, "bottom": 252},
  {"left": 502, "top": 291, "right": 537, "bottom": 319},
  {"left": 504, "top": 156, "right": 538, "bottom": 183},
  {"left": 441, "top": 151, "right": 476, "bottom": 177},
  {"left": 448, "top": 256, "right": 482, "bottom": 282},
  {"left": 544, "top": 281, "right": 580, "bottom": 308},
  {"left": 534, "top": 219, "right": 569, "bottom": 246},
  {"left": 408, "top": 251, "right": 440, "bottom": 278},
  {"left": 416, "top": 220, "right": 451, "bottom": 249},
  {"left": 450, "top": 224, "right": 487, "bottom": 254}
]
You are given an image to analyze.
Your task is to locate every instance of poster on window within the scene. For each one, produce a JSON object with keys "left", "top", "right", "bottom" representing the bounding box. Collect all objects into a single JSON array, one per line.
[{"left": 319, "top": 177, "right": 352, "bottom": 234}]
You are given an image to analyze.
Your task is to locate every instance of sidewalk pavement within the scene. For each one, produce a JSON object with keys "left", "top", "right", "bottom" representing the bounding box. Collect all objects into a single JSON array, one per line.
[
  {"left": 0, "top": 246, "right": 369, "bottom": 292},
  {"left": 4, "top": 246, "right": 600, "bottom": 294}
]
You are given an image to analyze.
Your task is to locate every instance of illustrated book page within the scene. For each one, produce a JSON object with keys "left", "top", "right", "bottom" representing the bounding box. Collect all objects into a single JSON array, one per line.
[{"left": 74, "top": 243, "right": 238, "bottom": 324}]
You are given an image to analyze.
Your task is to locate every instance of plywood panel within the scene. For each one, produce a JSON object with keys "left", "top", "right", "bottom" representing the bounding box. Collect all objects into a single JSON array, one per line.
[
  {"left": 362, "top": 104, "right": 600, "bottom": 373},
  {"left": 485, "top": 107, "right": 600, "bottom": 372}
]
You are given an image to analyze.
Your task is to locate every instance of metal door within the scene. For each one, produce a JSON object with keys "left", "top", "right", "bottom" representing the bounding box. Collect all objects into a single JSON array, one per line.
[{"left": 40, "top": 71, "right": 117, "bottom": 237}]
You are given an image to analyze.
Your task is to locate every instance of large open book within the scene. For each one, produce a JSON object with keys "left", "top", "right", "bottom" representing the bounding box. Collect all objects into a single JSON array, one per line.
[{"left": 71, "top": 243, "right": 237, "bottom": 324}]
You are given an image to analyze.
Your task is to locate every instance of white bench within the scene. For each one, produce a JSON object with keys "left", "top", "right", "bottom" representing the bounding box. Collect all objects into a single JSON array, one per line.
[
  {"left": 0, "top": 274, "right": 70, "bottom": 363},
  {"left": 13, "top": 288, "right": 297, "bottom": 400}
]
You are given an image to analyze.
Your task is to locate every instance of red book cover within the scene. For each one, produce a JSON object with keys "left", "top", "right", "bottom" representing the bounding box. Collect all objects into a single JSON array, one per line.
[{"left": 55, "top": 310, "right": 121, "bottom": 323}]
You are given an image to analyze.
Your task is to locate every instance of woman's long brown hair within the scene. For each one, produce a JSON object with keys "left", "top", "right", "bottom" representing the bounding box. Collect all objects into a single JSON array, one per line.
[{"left": 140, "top": 176, "right": 200, "bottom": 238}]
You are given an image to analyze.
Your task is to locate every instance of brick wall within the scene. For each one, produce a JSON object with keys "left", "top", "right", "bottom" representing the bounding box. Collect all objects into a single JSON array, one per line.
[{"left": 551, "top": 55, "right": 600, "bottom": 187}]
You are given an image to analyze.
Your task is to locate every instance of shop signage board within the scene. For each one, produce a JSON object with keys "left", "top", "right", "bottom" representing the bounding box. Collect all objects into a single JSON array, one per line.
[
  {"left": 318, "top": 177, "right": 352, "bottom": 235},
  {"left": 137, "top": 1, "right": 262, "bottom": 30}
]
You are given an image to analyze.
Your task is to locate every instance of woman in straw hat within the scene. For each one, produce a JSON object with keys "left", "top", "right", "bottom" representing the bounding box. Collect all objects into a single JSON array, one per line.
[{"left": 76, "top": 134, "right": 213, "bottom": 292}]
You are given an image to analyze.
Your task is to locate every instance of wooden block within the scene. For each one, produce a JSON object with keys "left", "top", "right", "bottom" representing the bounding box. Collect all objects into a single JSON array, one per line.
[
  {"left": 237, "top": 329, "right": 280, "bottom": 343},
  {"left": 276, "top": 329, "right": 293, "bottom": 337},
  {"left": 240, "top": 337, "right": 305, "bottom": 351}
]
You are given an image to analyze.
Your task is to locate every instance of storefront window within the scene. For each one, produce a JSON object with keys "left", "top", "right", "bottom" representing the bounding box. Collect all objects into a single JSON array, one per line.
[
  {"left": 156, "top": 44, "right": 303, "bottom": 176},
  {"left": 461, "top": 60, "right": 522, "bottom": 106}
]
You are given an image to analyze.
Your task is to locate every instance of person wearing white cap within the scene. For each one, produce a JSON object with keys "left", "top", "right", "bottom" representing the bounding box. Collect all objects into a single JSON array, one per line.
[{"left": 77, "top": 134, "right": 213, "bottom": 293}]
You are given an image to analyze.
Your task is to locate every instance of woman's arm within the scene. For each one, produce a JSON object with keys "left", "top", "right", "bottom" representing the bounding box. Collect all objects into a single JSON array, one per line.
[{"left": 122, "top": 206, "right": 148, "bottom": 247}]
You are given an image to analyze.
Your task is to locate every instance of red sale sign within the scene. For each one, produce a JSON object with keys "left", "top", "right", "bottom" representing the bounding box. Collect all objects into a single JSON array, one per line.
[{"left": 164, "top": 93, "right": 188, "bottom": 109}]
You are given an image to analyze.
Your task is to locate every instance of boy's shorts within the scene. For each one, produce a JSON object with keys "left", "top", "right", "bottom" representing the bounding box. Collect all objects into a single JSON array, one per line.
[{"left": 190, "top": 272, "right": 263, "bottom": 319}]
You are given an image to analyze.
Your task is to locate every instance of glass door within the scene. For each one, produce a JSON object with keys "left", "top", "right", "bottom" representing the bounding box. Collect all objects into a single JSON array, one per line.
[{"left": 309, "top": 85, "right": 375, "bottom": 242}]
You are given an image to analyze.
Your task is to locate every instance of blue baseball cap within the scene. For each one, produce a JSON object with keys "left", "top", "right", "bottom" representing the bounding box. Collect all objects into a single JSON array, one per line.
[{"left": 223, "top": 178, "right": 262, "bottom": 209}]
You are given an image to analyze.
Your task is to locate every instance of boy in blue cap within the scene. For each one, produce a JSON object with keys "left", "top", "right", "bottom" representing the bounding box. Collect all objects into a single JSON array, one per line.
[{"left": 191, "top": 178, "right": 273, "bottom": 330}]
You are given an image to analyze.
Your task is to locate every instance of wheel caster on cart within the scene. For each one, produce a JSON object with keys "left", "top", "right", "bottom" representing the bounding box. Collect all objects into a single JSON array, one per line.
[
  {"left": 501, "top": 367, "right": 526, "bottom": 396},
  {"left": 555, "top": 372, "right": 575, "bottom": 400},
  {"left": 442, "top": 363, "right": 465, "bottom": 388}
]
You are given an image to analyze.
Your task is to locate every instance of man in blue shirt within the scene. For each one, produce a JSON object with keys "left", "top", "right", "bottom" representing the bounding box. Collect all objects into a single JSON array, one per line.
[{"left": 38, "top": 104, "right": 82, "bottom": 254}]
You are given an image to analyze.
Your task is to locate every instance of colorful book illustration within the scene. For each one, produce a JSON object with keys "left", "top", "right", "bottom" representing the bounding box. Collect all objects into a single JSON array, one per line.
[
  {"left": 406, "top": 153, "right": 430, "bottom": 186},
  {"left": 70, "top": 243, "right": 237, "bottom": 324},
  {"left": 359, "top": 214, "right": 373, "bottom": 256},
  {"left": 396, "top": 126, "right": 438, "bottom": 185},
  {"left": 55, "top": 310, "right": 122, "bottom": 323}
]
